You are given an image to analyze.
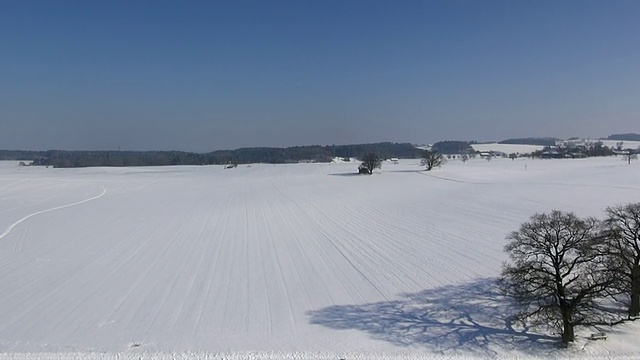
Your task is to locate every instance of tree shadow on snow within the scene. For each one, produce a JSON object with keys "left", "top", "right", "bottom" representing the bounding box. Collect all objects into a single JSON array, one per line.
[
  {"left": 384, "top": 169, "right": 426, "bottom": 174},
  {"left": 328, "top": 170, "right": 423, "bottom": 176},
  {"left": 328, "top": 172, "right": 366, "bottom": 177},
  {"left": 307, "top": 278, "right": 560, "bottom": 357}
]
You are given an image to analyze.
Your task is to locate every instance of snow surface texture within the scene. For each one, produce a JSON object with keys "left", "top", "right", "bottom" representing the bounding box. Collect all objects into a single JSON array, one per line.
[
  {"left": 470, "top": 141, "right": 640, "bottom": 155},
  {"left": 470, "top": 143, "right": 544, "bottom": 154},
  {"left": 1, "top": 158, "right": 639, "bottom": 359},
  {"left": 598, "top": 140, "right": 640, "bottom": 150}
]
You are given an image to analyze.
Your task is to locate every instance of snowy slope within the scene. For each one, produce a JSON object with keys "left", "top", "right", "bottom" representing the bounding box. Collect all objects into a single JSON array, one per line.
[
  {"left": 471, "top": 143, "right": 545, "bottom": 154},
  {"left": 0, "top": 158, "right": 639, "bottom": 359},
  {"left": 599, "top": 140, "right": 640, "bottom": 150}
]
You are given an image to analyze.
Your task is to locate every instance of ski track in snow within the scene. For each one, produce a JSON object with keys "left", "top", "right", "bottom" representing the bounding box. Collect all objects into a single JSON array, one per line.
[
  {"left": 0, "top": 158, "right": 639, "bottom": 358},
  {"left": 0, "top": 186, "right": 107, "bottom": 241}
]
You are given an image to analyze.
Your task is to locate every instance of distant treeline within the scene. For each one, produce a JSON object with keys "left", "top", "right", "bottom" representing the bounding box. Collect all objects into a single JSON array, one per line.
[
  {"left": 498, "top": 137, "right": 559, "bottom": 146},
  {"left": 430, "top": 138, "right": 560, "bottom": 154},
  {"left": 606, "top": 133, "right": 640, "bottom": 141},
  {"left": 0, "top": 142, "right": 422, "bottom": 168},
  {"left": 430, "top": 141, "right": 477, "bottom": 154}
]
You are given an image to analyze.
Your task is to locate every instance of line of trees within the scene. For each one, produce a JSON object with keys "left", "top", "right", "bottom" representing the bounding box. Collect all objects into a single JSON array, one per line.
[
  {"left": 357, "top": 149, "right": 445, "bottom": 175},
  {"left": 499, "top": 137, "right": 559, "bottom": 146},
  {"left": 607, "top": 133, "right": 640, "bottom": 141},
  {"left": 430, "top": 140, "right": 476, "bottom": 154},
  {"left": 501, "top": 203, "right": 640, "bottom": 346},
  {"left": 2, "top": 142, "right": 422, "bottom": 168}
]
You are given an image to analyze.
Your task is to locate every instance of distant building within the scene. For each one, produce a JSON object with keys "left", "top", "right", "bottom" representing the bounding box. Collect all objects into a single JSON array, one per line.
[
  {"left": 540, "top": 149, "right": 563, "bottom": 159},
  {"left": 478, "top": 150, "right": 504, "bottom": 158}
]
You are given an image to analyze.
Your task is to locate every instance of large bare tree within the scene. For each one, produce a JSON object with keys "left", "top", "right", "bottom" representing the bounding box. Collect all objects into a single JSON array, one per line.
[
  {"left": 501, "top": 211, "right": 616, "bottom": 346},
  {"left": 601, "top": 203, "right": 640, "bottom": 317},
  {"left": 420, "top": 150, "right": 444, "bottom": 171}
]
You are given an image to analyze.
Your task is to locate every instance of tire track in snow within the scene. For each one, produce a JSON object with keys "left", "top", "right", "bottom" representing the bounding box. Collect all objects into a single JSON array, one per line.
[
  {"left": 11, "top": 228, "right": 28, "bottom": 253},
  {"left": 268, "top": 179, "right": 363, "bottom": 305},
  {"left": 0, "top": 187, "right": 107, "bottom": 241},
  {"left": 242, "top": 189, "right": 251, "bottom": 331},
  {"left": 262, "top": 198, "right": 306, "bottom": 329},
  {"left": 193, "top": 195, "right": 232, "bottom": 333},
  {"left": 255, "top": 199, "right": 275, "bottom": 333},
  {"left": 146, "top": 211, "right": 204, "bottom": 334},
  {"left": 277, "top": 200, "right": 361, "bottom": 305},
  {"left": 283, "top": 180, "right": 417, "bottom": 297},
  {"left": 220, "top": 193, "right": 246, "bottom": 334},
  {"left": 139, "top": 215, "right": 195, "bottom": 335},
  {"left": 269, "top": 178, "right": 390, "bottom": 302},
  {"left": 266, "top": 179, "right": 358, "bottom": 307},
  {"left": 101, "top": 215, "right": 185, "bottom": 335},
  {"left": 0, "top": 178, "right": 27, "bottom": 191},
  {"left": 307, "top": 196, "right": 432, "bottom": 289},
  {"left": 3, "top": 224, "right": 150, "bottom": 339},
  {"left": 169, "top": 195, "right": 224, "bottom": 336},
  {"left": 0, "top": 191, "right": 66, "bottom": 217},
  {"left": 296, "top": 178, "right": 481, "bottom": 288},
  {"left": 420, "top": 170, "right": 640, "bottom": 190},
  {"left": 269, "top": 199, "right": 330, "bottom": 308}
]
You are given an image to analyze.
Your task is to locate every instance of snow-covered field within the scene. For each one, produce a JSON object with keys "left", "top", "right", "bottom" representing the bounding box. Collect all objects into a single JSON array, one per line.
[
  {"left": 470, "top": 143, "right": 545, "bottom": 154},
  {"left": 1, "top": 157, "right": 640, "bottom": 359},
  {"left": 599, "top": 140, "right": 640, "bottom": 150}
]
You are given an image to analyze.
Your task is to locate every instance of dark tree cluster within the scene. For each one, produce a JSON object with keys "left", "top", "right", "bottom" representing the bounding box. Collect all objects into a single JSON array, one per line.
[
  {"left": 607, "top": 133, "right": 640, "bottom": 141},
  {"left": 502, "top": 203, "right": 640, "bottom": 346},
  {"left": 4, "top": 142, "right": 421, "bottom": 168},
  {"left": 584, "top": 142, "right": 616, "bottom": 157},
  {"left": 531, "top": 141, "right": 619, "bottom": 159},
  {"left": 430, "top": 141, "right": 476, "bottom": 155},
  {"left": 499, "top": 137, "right": 559, "bottom": 146},
  {"left": 0, "top": 150, "right": 48, "bottom": 161},
  {"left": 331, "top": 142, "right": 422, "bottom": 160}
]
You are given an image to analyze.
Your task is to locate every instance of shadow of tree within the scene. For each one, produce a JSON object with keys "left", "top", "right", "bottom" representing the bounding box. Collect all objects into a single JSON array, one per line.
[
  {"left": 329, "top": 170, "right": 422, "bottom": 176},
  {"left": 307, "top": 278, "right": 560, "bottom": 357},
  {"left": 384, "top": 169, "right": 425, "bottom": 173},
  {"left": 328, "top": 172, "right": 365, "bottom": 177}
]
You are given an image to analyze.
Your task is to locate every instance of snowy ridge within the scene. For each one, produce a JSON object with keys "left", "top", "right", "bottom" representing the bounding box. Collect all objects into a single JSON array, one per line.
[{"left": 470, "top": 143, "right": 544, "bottom": 154}]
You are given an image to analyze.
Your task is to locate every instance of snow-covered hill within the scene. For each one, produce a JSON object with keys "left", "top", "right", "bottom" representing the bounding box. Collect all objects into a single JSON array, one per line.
[
  {"left": 471, "top": 143, "right": 545, "bottom": 154},
  {"left": 1, "top": 158, "right": 639, "bottom": 359}
]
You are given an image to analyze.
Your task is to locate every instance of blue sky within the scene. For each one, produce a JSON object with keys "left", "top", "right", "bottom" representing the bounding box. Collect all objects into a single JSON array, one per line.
[{"left": 1, "top": 0, "right": 639, "bottom": 151}]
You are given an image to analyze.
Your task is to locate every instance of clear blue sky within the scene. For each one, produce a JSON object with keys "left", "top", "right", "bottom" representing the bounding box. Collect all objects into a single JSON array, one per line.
[{"left": 1, "top": 0, "right": 639, "bottom": 151}]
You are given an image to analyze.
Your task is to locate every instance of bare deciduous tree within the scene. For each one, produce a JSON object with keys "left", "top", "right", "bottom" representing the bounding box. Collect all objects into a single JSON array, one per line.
[
  {"left": 501, "top": 211, "right": 616, "bottom": 346},
  {"left": 420, "top": 150, "right": 444, "bottom": 171},
  {"left": 359, "top": 153, "right": 382, "bottom": 174},
  {"left": 601, "top": 203, "right": 640, "bottom": 317}
]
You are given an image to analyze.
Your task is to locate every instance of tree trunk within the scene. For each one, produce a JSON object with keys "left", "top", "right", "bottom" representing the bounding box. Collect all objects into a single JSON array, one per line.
[
  {"left": 630, "top": 267, "right": 640, "bottom": 317},
  {"left": 561, "top": 308, "right": 575, "bottom": 345},
  {"left": 630, "top": 292, "right": 640, "bottom": 318}
]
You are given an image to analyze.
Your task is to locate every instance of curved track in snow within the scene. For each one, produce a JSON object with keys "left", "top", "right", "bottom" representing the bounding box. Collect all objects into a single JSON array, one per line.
[{"left": 0, "top": 187, "right": 107, "bottom": 241}]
